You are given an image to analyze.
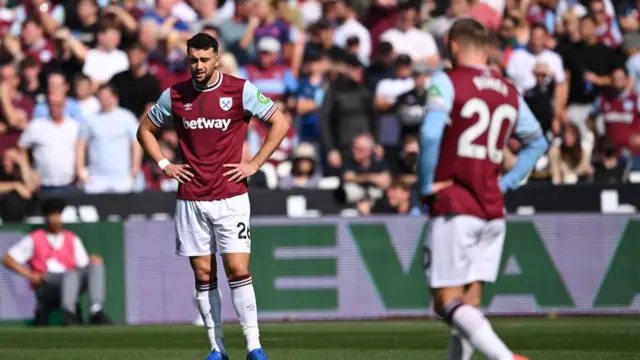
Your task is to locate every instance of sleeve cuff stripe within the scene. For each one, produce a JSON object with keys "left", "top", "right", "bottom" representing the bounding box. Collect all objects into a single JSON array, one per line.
[
  {"left": 261, "top": 103, "right": 277, "bottom": 121},
  {"left": 148, "top": 112, "right": 163, "bottom": 127}
]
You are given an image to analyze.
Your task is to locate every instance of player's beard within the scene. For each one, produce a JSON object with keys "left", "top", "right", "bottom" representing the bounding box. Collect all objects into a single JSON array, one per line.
[{"left": 193, "top": 67, "right": 218, "bottom": 87}]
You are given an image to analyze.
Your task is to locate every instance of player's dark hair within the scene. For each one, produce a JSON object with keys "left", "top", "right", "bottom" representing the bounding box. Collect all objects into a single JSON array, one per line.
[
  {"left": 448, "top": 17, "right": 489, "bottom": 49},
  {"left": 186, "top": 33, "right": 219, "bottom": 54}
]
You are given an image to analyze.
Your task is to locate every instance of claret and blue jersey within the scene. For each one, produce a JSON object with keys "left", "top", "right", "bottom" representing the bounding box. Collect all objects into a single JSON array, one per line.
[
  {"left": 417, "top": 66, "right": 548, "bottom": 219},
  {"left": 147, "top": 73, "right": 277, "bottom": 201}
]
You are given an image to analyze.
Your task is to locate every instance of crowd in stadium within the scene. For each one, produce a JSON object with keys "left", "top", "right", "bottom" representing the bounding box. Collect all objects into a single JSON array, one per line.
[{"left": 0, "top": 0, "right": 639, "bottom": 217}]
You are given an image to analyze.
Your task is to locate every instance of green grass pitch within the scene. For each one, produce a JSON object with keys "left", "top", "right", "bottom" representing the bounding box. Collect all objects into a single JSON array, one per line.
[{"left": 0, "top": 317, "right": 639, "bottom": 359}]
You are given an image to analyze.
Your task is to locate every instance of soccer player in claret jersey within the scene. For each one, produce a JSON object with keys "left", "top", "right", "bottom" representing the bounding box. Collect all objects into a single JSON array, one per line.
[
  {"left": 418, "top": 18, "right": 549, "bottom": 360},
  {"left": 136, "top": 33, "right": 290, "bottom": 360}
]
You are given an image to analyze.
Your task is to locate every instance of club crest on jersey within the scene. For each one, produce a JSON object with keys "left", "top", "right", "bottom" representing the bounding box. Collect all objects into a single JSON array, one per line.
[
  {"left": 220, "top": 97, "right": 233, "bottom": 111},
  {"left": 624, "top": 101, "right": 633, "bottom": 111},
  {"left": 184, "top": 103, "right": 192, "bottom": 111}
]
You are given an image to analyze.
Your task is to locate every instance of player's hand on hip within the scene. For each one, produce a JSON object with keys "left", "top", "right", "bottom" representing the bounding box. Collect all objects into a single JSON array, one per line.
[
  {"left": 432, "top": 180, "right": 453, "bottom": 193},
  {"left": 163, "top": 164, "right": 194, "bottom": 183},
  {"left": 223, "top": 162, "right": 259, "bottom": 183}
]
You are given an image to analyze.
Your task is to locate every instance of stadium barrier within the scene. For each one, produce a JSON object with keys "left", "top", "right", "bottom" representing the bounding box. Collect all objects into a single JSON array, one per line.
[
  {"left": 29, "top": 183, "right": 640, "bottom": 222},
  {"left": 0, "top": 215, "right": 638, "bottom": 324}
]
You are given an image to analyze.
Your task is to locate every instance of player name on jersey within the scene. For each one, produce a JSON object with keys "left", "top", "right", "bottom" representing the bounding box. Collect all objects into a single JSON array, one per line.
[{"left": 472, "top": 76, "right": 509, "bottom": 96}]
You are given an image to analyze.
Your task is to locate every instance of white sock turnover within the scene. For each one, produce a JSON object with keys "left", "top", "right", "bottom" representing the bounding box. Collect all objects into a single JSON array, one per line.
[
  {"left": 229, "top": 275, "right": 261, "bottom": 352},
  {"left": 450, "top": 304, "right": 512, "bottom": 360},
  {"left": 196, "top": 280, "right": 221, "bottom": 352}
]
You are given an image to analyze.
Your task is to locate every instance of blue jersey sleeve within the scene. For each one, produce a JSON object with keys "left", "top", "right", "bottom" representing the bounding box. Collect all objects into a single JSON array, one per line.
[
  {"left": 499, "top": 97, "right": 548, "bottom": 192},
  {"left": 417, "top": 71, "right": 454, "bottom": 196},
  {"left": 425, "top": 71, "right": 455, "bottom": 112},
  {"left": 243, "top": 80, "right": 277, "bottom": 121},
  {"left": 147, "top": 88, "right": 172, "bottom": 127}
]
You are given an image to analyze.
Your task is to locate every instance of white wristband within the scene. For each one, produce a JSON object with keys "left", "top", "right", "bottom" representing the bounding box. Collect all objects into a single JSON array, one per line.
[{"left": 157, "top": 158, "right": 171, "bottom": 170}]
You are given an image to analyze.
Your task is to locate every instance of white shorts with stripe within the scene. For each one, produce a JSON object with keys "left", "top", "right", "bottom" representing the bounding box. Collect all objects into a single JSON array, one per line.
[
  {"left": 174, "top": 193, "right": 252, "bottom": 256},
  {"left": 424, "top": 215, "right": 506, "bottom": 288}
]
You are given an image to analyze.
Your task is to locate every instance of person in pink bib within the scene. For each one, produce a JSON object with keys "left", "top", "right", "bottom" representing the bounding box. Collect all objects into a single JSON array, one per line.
[{"left": 2, "top": 198, "right": 113, "bottom": 326}]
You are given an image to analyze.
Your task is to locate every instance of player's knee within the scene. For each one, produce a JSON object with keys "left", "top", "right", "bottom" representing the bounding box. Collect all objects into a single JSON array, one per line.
[
  {"left": 192, "top": 263, "right": 213, "bottom": 282},
  {"left": 89, "top": 254, "right": 103, "bottom": 265},
  {"left": 433, "top": 287, "right": 465, "bottom": 320},
  {"left": 225, "top": 263, "right": 249, "bottom": 278}
]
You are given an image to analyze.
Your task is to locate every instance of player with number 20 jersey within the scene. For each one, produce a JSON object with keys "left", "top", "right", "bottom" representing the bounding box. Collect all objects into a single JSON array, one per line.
[{"left": 417, "top": 18, "right": 548, "bottom": 360}]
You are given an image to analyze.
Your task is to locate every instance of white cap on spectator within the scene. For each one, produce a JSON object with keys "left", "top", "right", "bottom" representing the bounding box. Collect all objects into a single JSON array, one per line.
[
  {"left": 293, "top": 142, "right": 317, "bottom": 162},
  {"left": 257, "top": 37, "right": 281, "bottom": 53}
]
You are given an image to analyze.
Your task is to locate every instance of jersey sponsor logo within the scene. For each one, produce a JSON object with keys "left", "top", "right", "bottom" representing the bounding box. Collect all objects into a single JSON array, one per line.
[
  {"left": 184, "top": 103, "right": 192, "bottom": 111},
  {"left": 604, "top": 112, "right": 634, "bottom": 123},
  {"left": 220, "top": 97, "right": 233, "bottom": 111},
  {"left": 182, "top": 117, "right": 231, "bottom": 130},
  {"left": 257, "top": 89, "right": 270, "bottom": 105}
]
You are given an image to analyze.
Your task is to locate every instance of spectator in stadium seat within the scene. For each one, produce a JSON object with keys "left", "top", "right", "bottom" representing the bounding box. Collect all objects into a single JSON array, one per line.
[
  {"left": 279, "top": 142, "right": 322, "bottom": 189},
  {"left": 19, "top": 91, "right": 79, "bottom": 194},
  {"left": 304, "top": 19, "right": 348, "bottom": 63},
  {"left": 109, "top": 42, "right": 161, "bottom": 118},
  {"left": 374, "top": 54, "right": 415, "bottom": 114},
  {"left": 68, "top": 0, "right": 100, "bottom": 48},
  {"left": 523, "top": 63, "right": 556, "bottom": 136},
  {"left": 76, "top": 84, "right": 141, "bottom": 194},
  {"left": 549, "top": 123, "right": 594, "bottom": 184},
  {"left": 140, "top": 0, "right": 192, "bottom": 33},
  {"left": 296, "top": 52, "right": 330, "bottom": 143},
  {"left": 18, "top": 57, "right": 43, "bottom": 101},
  {"left": 395, "top": 62, "right": 429, "bottom": 138},
  {"left": 59, "top": 23, "right": 130, "bottom": 86},
  {"left": 0, "top": 147, "right": 34, "bottom": 223},
  {"left": 33, "top": 72, "right": 84, "bottom": 122},
  {"left": 370, "top": 179, "right": 421, "bottom": 215},
  {"left": 392, "top": 135, "right": 419, "bottom": 186},
  {"left": 2, "top": 198, "right": 114, "bottom": 326},
  {"left": 342, "top": 133, "right": 391, "bottom": 214},
  {"left": 364, "top": 41, "right": 395, "bottom": 92},
  {"left": 0, "top": 62, "right": 34, "bottom": 153},
  {"left": 217, "top": 0, "right": 257, "bottom": 66},
  {"left": 73, "top": 73, "right": 100, "bottom": 119},
  {"left": 333, "top": 0, "right": 371, "bottom": 65},
  {"left": 379, "top": 2, "right": 440, "bottom": 68},
  {"left": 238, "top": 37, "right": 298, "bottom": 103},
  {"left": 16, "top": 17, "right": 57, "bottom": 65},
  {"left": 320, "top": 54, "right": 378, "bottom": 176},
  {"left": 254, "top": 0, "right": 298, "bottom": 64},
  {"left": 593, "top": 139, "right": 630, "bottom": 183}
]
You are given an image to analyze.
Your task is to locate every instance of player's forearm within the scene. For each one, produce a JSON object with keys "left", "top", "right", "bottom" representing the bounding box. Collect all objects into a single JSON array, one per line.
[
  {"left": 136, "top": 122, "right": 164, "bottom": 164},
  {"left": 417, "top": 111, "right": 447, "bottom": 195},
  {"left": 250, "top": 112, "right": 290, "bottom": 168},
  {"left": 2, "top": 254, "right": 32, "bottom": 278},
  {"left": 500, "top": 136, "right": 548, "bottom": 192}
]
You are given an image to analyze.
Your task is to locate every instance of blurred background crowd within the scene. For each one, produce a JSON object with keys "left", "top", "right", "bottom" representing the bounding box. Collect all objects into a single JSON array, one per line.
[{"left": 1, "top": 0, "right": 640, "bottom": 218}]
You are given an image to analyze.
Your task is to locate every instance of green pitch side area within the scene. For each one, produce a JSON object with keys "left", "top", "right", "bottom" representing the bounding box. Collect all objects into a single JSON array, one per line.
[{"left": 0, "top": 318, "right": 639, "bottom": 359}]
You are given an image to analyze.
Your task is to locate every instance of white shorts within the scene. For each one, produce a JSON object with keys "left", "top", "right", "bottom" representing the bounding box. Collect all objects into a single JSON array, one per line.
[
  {"left": 174, "top": 193, "right": 251, "bottom": 257},
  {"left": 424, "top": 215, "right": 506, "bottom": 289}
]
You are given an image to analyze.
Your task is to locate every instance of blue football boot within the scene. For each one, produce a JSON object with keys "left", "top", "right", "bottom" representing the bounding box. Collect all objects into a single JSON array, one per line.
[
  {"left": 205, "top": 350, "right": 224, "bottom": 360},
  {"left": 222, "top": 353, "right": 229, "bottom": 360},
  {"left": 246, "top": 348, "right": 268, "bottom": 360}
]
